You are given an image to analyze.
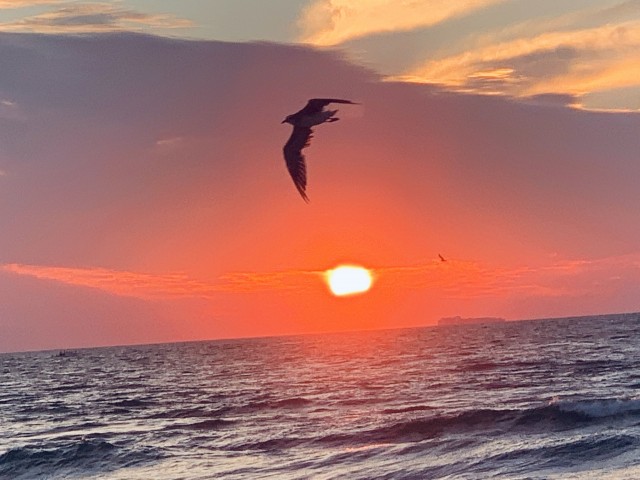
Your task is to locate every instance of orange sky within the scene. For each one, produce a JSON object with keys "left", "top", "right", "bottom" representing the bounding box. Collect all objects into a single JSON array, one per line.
[{"left": 1, "top": 32, "right": 640, "bottom": 352}]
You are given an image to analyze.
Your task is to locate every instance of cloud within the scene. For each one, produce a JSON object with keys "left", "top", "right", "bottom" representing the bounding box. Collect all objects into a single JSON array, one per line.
[
  {"left": 298, "top": 0, "right": 508, "bottom": 46},
  {"left": 0, "top": 263, "right": 327, "bottom": 298},
  {"left": 6, "top": 253, "right": 640, "bottom": 305},
  {"left": 377, "top": 258, "right": 593, "bottom": 299},
  {"left": 0, "top": 2, "right": 191, "bottom": 33},
  {"left": 218, "top": 269, "right": 323, "bottom": 293},
  {"left": 0, "top": 0, "right": 62, "bottom": 8},
  {"left": 0, "top": 263, "right": 221, "bottom": 298},
  {"left": 242, "top": 253, "right": 640, "bottom": 302},
  {"left": 403, "top": 14, "right": 640, "bottom": 108},
  {"left": 0, "top": 97, "right": 25, "bottom": 121}
]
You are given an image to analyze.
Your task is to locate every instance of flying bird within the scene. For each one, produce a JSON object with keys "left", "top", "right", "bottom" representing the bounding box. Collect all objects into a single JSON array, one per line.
[
  {"left": 281, "top": 98, "right": 358, "bottom": 202},
  {"left": 439, "top": 254, "right": 447, "bottom": 262}
]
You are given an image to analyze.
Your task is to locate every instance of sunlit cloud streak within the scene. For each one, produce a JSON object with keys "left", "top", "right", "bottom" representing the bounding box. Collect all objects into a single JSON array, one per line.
[
  {"left": 6, "top": 254, "right": 640, "bottom": 302},
  {"left": 298, "top": 0, "right": 507, "bottom": 46},
  {"left": 0, "top": 2, "right": 191, "bottom": 33},
  {"left": 0, "top": 0, "right": 62, "bottom": 7},
  {"left": 0, "top": 263, "right": 326, "bottom": 298},
  {"left": 404, "top": 16, "right": 640, "bottom": 109},
  {"left": 218, "top": 270, "right": 323, "bottom": 293},
  {"left": 1, "top": 264, "right": 220, "bottom": 299},
  {"left": 374, "top": 254, "right": 640, "bottom": 299}
]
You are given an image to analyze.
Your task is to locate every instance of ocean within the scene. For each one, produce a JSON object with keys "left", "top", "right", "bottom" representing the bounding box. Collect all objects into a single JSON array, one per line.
[{"left": 2, "top": 313, "right": 640, "bottom": 479}]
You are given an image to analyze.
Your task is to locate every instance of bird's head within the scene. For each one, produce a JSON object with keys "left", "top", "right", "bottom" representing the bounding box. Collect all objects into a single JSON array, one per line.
[{"left": 281, "top": 115, "right": 293, "bottom": 125}]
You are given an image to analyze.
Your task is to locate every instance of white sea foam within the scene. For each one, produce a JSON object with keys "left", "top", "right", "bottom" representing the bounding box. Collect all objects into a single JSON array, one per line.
[{"left": 551, "top": 397, "right": 640, "bottom": 418}]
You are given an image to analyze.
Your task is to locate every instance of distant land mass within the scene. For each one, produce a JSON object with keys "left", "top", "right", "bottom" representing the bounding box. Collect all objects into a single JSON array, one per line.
[{"left": 438, "top": 316, "right": 507, "bottom": 326}]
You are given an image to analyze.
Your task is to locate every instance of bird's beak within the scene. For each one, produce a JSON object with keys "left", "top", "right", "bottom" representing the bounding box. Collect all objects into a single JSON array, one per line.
[{"left": 281, "top": 119, "right": 286, "bottom": 124}]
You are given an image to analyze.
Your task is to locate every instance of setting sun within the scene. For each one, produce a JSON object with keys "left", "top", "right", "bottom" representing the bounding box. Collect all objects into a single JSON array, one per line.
[{"left": 325, "top": 265, "right": 373, "bottom": 297}]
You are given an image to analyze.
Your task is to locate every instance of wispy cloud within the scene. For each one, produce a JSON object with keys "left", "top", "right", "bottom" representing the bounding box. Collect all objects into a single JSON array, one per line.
[
  {"left": 298, "top": 0, "right": 507, "bottom": 46},
  {"left": 1, "top": 263, "right": 219, "bottom": 299},
  {"left": 0, "top": 98, "right": 25, "bottom": 121},
  {"left": 0, "top": 2, "right": 191, "bottom": 33},
  {"left": 375, "top": 254, "right": 640, "bottom": 299},
  {"left": 221, "top": 255, "right": 640, "bottom": 300},
  {"left": 5, "top": 254, "right": 639, "bottom": 302},
  {"left": 403, "top": 7, "right": 640, "bottom": 109},
  {"left": 218, "top": 269, "right": 323, "bottom": 293},
  {"left": 0, "top": 263, "right": 325, "bottom": 299},
  {"left": 0, "top": 0, "right": 62, "bottom": 8}
]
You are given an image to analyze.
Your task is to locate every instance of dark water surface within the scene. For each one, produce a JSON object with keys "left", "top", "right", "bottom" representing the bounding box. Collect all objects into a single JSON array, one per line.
[{"left": 2, "top": 313, "right": 640, "bottom": 479}]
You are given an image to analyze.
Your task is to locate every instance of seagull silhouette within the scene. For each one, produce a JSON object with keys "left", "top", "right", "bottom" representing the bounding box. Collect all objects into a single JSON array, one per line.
[{"left": 281, "top": 98, "right": 358, "bottom": 202}]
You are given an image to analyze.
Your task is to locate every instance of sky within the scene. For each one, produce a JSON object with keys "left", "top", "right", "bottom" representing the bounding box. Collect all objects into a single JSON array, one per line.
[{"left": 1, "top": 1, "right": 639, "bottom": 352}]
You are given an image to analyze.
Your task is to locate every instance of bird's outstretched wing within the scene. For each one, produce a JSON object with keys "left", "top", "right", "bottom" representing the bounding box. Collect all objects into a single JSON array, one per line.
[
  {"left": 283, "top": 126, "right": 313, "bottom": 202},
  {"left": 301, "top": 98, "right": 358, "bottom": 115}
]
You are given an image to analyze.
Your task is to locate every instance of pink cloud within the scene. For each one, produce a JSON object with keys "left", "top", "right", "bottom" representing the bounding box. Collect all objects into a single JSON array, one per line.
[
  {"left": 5, "top": 253, "right": 640, "bottom": 302},
  {"left": 376, "top": 254, "right": 640, "bottom": 300},
  {"left": 0, "top": 263, "right": 327, "bottom": 298},
  {"left": 0, "top": 0, "right": 62, "bottom": 7},
  {"left": 1, "top": 263, "right": 219, "bottom": 298}
]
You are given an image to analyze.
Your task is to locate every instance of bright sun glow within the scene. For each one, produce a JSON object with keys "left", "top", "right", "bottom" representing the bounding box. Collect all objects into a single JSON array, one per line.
[{"left": 325, "top": 265, "right": 373, "bottom": 297}]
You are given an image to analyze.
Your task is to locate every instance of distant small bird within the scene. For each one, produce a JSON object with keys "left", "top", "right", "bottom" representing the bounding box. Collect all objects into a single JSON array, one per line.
[
  {"left": 282, "top": 98, "right": 358, "bottom": 202},
  {"left": 439, "top": 254, "right": 447, "bottom": 262}
]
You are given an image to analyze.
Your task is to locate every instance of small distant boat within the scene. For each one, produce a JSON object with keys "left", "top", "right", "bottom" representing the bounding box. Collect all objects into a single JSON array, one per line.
[
  {"left": 55, "top": 350, "right": 79, "bottom": 358},
  {"left": 438, "top": 316, "right": 506, "bottom": 326}
]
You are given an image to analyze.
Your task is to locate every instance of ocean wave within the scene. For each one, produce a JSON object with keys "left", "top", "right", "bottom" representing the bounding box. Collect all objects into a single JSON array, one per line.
[
  {"left": 146, "top": 406, "right": 213, "bottom": 419},
  {"left": 551, "top": 397, "right": 640, "bottom": 419},
  {"left": 571, "top": 359, "right": 630, "bottom": 375},
  {"left": 459, "top": 360, "right": 499, "bottom": 372},
  {"left": 236, "top": 397, "right": 313, "bottom": 413},
  {"left": 331, "top": 399, "right": 640, "bottom": 445},
  {"left": 231, "top": 436, "right": 309, "bottom": 451},
  {"left": 44, "top": 421, "right": 107, "bottom": 436},
  {"left": 362, "top": 409, "right": 518, "bottom": 443},
  {"left": 481, "top": 434, "right": 639, "bottom": 473},
  {"left": 337, "top": 397, "right": 382, "bottom": 406},
  {"left": 0, "top": 439, "right": 162, "bottom": 479},
  {"left": 226, "top": 399, "right": 640, "bottom": 453},
  {"left": 381, "top": 405, "right": 434, "bottom": 414},
  {"left": 164, "top": 418, "right": 235, "bottom": 431},
  {"left": 109, "top": 398, "right": 156, "bottom": 409},
  {"left": 50, "top": 383, "right": 90, "bottom": 393},
  {"left": 540, "top": 434, "right": 638, "bottom": 462}
]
